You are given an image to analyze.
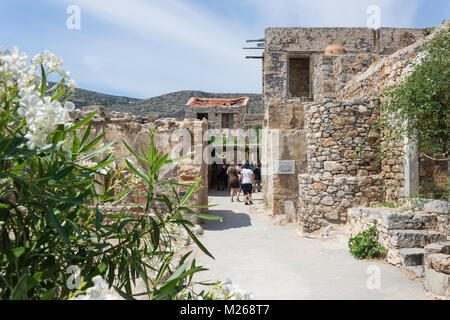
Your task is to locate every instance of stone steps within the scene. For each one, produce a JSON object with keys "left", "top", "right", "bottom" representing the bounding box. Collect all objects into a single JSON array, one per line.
[
  {"left": 348, "top": 205, "right": 448, "bottom": 279},
  {"left": 404, "top": 265, "right": 425, "bottom": 278},
  {"left": 398, "top": 248, "right": 424, "bottom": 266},
  {"left": 389, "top": 229, "right": 446, "bottom": 248}
]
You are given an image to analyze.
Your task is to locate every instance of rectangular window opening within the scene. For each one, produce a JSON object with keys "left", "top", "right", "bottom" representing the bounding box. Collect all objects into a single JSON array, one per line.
[
  {"left": 288, "top": 56, "right": 311, "bottom": 98},
  {"left": 222, "top": 113, "right": 234, "bottom": 129}
]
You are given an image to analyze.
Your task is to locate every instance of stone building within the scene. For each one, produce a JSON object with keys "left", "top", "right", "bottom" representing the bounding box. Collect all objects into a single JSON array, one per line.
[
  {"left": 185, "top": 97, "right": 250, "bottom": 130},
  {"left": 259, "top": 23, "right": 449, "bottom": 280},
  {"left": 260, "top": 27, "right": 431, "bottom": 220}
]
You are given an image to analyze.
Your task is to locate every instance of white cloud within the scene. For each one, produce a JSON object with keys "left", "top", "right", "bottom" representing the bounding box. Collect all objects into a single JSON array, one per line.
[
  {"left": 47, "top": 0, "right": 261, "bottom": 98},
  {"left": 44, "top": 0, "right": 422, "bottom": 99}
]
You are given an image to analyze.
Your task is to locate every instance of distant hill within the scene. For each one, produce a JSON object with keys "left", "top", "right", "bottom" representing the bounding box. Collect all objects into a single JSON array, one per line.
[{"left": 70, "top": 87, "right": 263, "bottom": 118}]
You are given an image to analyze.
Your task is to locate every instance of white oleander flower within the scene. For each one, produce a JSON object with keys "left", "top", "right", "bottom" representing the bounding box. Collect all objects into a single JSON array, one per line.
[
  {"left": 1, "top": 47, "right": 76, "bottom": 149},
  {"left": 68, "top": 79, "right": 77, "bottom": 90},
  {"left": 220, "top": 279, "right": 255, "bottom": 300},
  {"left": 74, "top": 276, "right": 117, "bottom": 300}
]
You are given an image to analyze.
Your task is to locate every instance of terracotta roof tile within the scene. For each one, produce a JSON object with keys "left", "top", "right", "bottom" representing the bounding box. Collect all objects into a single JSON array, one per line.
[{"left": 186, "top": 97, "right": 249, "bottom": 107}]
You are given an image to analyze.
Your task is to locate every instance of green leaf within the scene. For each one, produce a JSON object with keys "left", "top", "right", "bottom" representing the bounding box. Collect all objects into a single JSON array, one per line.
[
  {"left": 181, "top": 223, "right": 214, "bottom": 260},
  {"left": 67, "top": 111, "right": 97, "bottom": 132},
  {"left": 122, "top": 139, "right": 147, "bottom": 164},
  {"left": 95, "top": 209, "right": 104, "bottom": 231},
  {"left": 181, "top": 207, "right": 222, "bottom": 221},
  {"left": 10, "top": 272, "right": 29, "bottom": 300},
  {"left": 11, "top": 247, "right": 25, "bottom": 258},
  {"left": 40, "top": 64, "right": 46, "bottom": 99},
  {"left": 79, "top": 132, "right": 106, "bottom": 154},
  {"left": 125, "top": 159, "right": 150, "bottom": 184},
  {"left": 37, "top": 203, "right": 71, "bottom": 247},
  {"left": 51, "top": 166, "right": 74, "bottom": 182},
  {"left": 80, "top": 141, "right": 115, "bottom": 161},
  {"left": 40, "top": 288, "right": 56, "bottom": 300}
]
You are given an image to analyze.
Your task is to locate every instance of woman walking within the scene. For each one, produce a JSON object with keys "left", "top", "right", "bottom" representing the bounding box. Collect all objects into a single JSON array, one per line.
[{"left": 227, "top": 166, "right": 241, "bottom": 202}]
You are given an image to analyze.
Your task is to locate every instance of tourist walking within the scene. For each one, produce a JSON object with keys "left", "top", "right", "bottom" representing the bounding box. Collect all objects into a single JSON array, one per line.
[
  {"left": 253, "top": 163, "right": 262, "bottom": 192},
  {"left": 227, "top": 166, "right": 241, "bottom": 202},
  {"left": 240, "top": 162, "right": 254, "bottom": 205}
]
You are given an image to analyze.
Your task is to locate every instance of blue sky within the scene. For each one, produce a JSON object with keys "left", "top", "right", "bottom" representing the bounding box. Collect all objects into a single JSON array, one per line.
[{"left": 1, "top": 0, "right": 448, "bottom": 98}]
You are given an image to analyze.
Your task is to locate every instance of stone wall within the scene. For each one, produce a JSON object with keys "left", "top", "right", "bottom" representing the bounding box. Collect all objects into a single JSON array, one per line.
[
  {"left": 185, "top": 106, "right": 246, "bottom": 130},
  {"left": 348, "top": 207, "right": 447, "bottom": 268},
  {"left": 297, "top": 99, "right": 384, "bottom": 232},
  {"left": 72, "top": 106, "right": 209, "bottom": 218},
  {"left": 305, "top": 99, "right": 380, "bottom": 176},
  {"left": 424, "top": 242, "right": 450, "bottom": 298},
  {"left": 339, "top": 21, "right": 448, "bottom": 100},
  {"left": 265, "top": 27, "right": 427, "bottom": 55},
  {"left": 299, "top": 175, "right": 383, "bottom": 230}
]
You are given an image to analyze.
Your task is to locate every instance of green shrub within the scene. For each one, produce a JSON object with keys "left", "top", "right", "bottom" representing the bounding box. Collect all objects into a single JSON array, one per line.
[
  {"left": 0, "top": 47, "right": 219, "bottom": 300},
  {"left": 348, "top": 226, "right": 387, "bottom": 260}
]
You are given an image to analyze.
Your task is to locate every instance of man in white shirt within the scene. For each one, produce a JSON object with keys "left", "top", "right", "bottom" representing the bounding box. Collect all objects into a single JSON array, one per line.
[{"left": 239, "top": 162, "right": 254, "bottom": 205}]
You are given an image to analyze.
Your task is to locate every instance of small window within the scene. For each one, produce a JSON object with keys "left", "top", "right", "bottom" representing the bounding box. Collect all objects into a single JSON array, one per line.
[
  {"left": 288, "top": 57, "right": 310, "bottom": 97},
  {"left": 197, "top": 113, "right": 208, "bottom": 120},
  {"left": 222, "top": 113, "right": 234, "bottom": 129}
]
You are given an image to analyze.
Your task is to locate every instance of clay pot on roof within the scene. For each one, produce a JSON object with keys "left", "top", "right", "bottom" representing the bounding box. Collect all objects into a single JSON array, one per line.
[{"left": 324, "top": 44, "right": 346, "bottom": 56}]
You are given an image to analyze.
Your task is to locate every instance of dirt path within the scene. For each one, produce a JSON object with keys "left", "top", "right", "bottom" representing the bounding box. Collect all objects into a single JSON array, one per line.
[{"left": 190, "top": 190, "right": 429, "bottom": 300}]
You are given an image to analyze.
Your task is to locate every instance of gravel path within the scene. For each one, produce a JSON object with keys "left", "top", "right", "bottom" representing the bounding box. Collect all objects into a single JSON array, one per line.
[{"left": 190, "top": 190, "right": 429, "bottom": 300}]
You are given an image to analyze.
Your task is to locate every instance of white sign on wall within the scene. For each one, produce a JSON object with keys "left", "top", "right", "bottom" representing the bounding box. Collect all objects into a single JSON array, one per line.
[{"left": 273, "top": 160, "right": 296, "bottom": 174}]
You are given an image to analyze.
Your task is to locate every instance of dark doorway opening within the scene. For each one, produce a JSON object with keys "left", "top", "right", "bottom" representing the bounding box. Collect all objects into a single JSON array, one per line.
[{"left": 197, "top": 113, "right": 208, "bottom": 120}]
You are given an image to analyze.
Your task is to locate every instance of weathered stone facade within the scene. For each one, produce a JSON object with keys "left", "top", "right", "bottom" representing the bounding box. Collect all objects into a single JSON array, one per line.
[
  {"left": 72, "top": 106, "right": 209, "bottom": 219},
  {"left": 185, "top": 97, "right": 250, "bottom": 130},
  {"left": 261, "top": 22, "right": 450, "bottom": 238},
  {"left": 297, "top": 99, "right": 383, "bottom": 231},
  {"left": 262, "top": 26, "right": 429, "bottom": 220}
]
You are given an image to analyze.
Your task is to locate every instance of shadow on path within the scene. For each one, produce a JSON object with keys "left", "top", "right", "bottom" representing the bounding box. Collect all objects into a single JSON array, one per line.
[{"left": 202, "top": 209, "right": 252, "bottom": 231}]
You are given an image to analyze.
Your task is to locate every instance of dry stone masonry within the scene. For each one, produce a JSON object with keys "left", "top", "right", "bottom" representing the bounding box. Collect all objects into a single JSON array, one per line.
[
  {"left": 71, "top": 106, "right": 209, "bottom": 221},
  {"left": 262, "top": 22, "right": 449, "bottom": 242},
  {"left": 297, "top": 99, "right": 384, "bottom": 231}
]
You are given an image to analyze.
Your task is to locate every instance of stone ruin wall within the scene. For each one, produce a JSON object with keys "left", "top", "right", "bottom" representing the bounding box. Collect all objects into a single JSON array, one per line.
[
  {"left": 262, "top": 25, "right": 449, "bottom": 232},
  {"left": 262, "top": 27, "right": 427, "bottom": 219},
  {"left": 339, "top": 21, "right": 450, "bottom": 203},
  {"left": 297, "top": 99, "right": 384, "bottom": 232},
  {"left": 185, "top": 105, "right": 247, "bottom": 130},
  {"left": 71, "top": 106, "right": 208, "bottom": 221}
]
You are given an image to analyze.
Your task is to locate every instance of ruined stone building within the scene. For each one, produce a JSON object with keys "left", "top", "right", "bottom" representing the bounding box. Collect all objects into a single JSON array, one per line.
[
  {"left": 185, "top": 96, "right": 264, "bottom": 167},
  {"left": 257, "top": 23, "right": 449, "bottom": 280},
  {"left": 185, "top": 97, "right": 251, "bottom": 130},
  {"left": 257, "top": 24, "right": 449, "bottom": 231},
  {"left": 78, "top": 23, "right": 448, "bottom": 288}
]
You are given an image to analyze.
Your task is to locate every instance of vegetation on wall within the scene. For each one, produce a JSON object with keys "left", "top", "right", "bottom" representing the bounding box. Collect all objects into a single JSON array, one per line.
[{"left": 381, "top": 22, "right": 449, "bottom": 160}]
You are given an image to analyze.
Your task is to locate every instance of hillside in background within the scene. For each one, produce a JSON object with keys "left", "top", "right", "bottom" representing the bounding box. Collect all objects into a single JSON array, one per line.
[{"left": 70, "top": 87, "right": 263, "bottom": 118}]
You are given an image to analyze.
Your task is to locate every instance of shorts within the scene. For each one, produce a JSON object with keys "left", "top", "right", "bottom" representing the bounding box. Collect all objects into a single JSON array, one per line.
[
  {"left": 242, "top": 183, "right": 253, "bottom": 195},
  {"left": 229, "top": 181, "right": 240, "bottom": 189}
]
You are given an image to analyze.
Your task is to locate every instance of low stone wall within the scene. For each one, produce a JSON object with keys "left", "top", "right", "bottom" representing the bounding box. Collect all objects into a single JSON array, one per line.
[
  {"left": 348, "top": 205, "right": 448, "bottom": 271},
  {"left": 410, "top": 199, "right": 450, "bottom": 239},
  {"left": 424, "top": 242, "right": 450, "bottom": 298},
  {"left": 72, "top": 106, "right": 209, "bottom": 219},
  {"left": 298, "top": 175, "right": 383, "bottom": 230}
]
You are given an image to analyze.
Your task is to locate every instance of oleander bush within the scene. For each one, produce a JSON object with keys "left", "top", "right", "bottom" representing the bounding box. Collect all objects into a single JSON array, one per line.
[{"left": 0, "top": 47, "right": 220, "bottom": 300}]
